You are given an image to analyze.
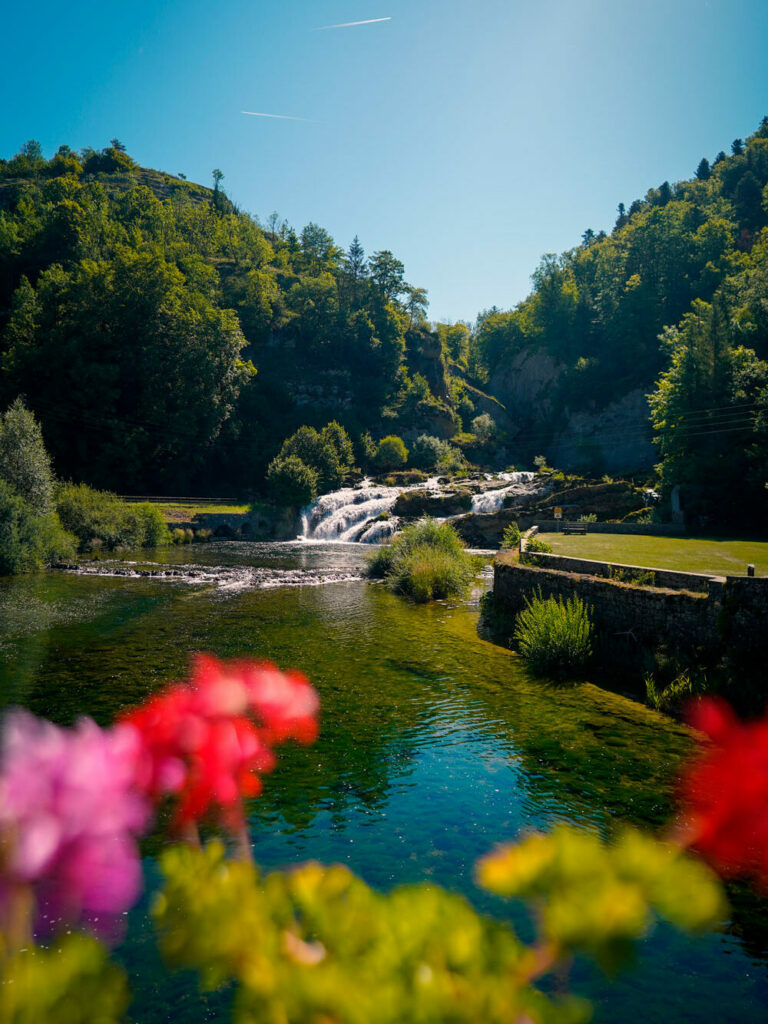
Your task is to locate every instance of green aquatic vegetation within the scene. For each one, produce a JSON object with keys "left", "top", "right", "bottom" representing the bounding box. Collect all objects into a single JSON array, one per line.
[
  {"left": 367, "top": 519, "right": 475, "bottom": 602},
  {"left": 513, "top": 591, "right": 593, "bottom": 676}
]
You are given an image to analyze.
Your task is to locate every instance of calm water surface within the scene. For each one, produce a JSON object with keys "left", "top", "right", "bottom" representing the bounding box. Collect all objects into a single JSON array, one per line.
[{"left": 1, "top": 541, "right": 766, "bottom": 1023}]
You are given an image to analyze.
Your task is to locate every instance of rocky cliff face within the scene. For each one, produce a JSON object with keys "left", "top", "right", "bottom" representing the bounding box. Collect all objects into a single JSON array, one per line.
[
  {"left": 548, "top": 389, "right": 656, "bottom": 475},
  {"left": 488, "top": 349, "right": 655, "bottom": 474}
]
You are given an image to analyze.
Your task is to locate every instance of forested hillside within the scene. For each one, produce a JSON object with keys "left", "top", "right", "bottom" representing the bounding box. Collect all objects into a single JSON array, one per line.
[
  {"left": 0, "top": 141, "right": 455, "bottom": 492},
  {"left": 1, "top": 123, "right": 767, "bottom": 526},
  {"left": 466, "top": 118, "right": 768, "bottom": 527}
]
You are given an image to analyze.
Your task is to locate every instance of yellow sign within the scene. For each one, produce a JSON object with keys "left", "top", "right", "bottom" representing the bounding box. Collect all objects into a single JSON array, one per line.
[{"left": 554, "top": 507, "right": 563, "bottom": 519}]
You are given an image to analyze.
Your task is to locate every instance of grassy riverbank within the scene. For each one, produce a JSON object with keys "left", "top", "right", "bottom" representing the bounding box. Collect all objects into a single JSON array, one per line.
[{"left": 537, "top": 534, "right": 768, "bottom": 576}]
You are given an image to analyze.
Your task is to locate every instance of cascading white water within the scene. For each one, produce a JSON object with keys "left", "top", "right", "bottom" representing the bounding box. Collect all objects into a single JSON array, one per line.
[
  {"left": 301, "top": 483, "right": 402, "bottom": 543},
  {"left": 301, "top": 477, "right": 442, "bottom": 543},
  {"left": 470, "top": 472, "right": 537, "bottom": 514}
]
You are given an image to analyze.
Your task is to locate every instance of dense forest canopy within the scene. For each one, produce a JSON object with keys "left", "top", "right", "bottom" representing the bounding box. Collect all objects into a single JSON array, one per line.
[
  {"left": 0, "top": 142, "right": 452, "bottom": 492},
  {"left": 0, "top": 123, "right": 766, "bottom": 526}
]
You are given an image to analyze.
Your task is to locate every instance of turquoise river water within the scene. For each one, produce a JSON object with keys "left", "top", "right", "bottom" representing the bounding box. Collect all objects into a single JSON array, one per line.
[{"left": 0, "top": 540, "right": 767, "bottom": 1022}]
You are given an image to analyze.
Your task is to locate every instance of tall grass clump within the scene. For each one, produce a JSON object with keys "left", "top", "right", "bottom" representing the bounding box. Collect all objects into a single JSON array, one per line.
[
  {"left": 513, "top": 590, "right": 593, "bottom": 676},
  {"left": 366, "top": 518, "right": 475, "bottom": 603}
]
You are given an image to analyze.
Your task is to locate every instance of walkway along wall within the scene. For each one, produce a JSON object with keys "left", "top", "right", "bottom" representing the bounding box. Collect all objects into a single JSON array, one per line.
[{"left": 493, "top": 552, "right": 768, "bottom": 677}]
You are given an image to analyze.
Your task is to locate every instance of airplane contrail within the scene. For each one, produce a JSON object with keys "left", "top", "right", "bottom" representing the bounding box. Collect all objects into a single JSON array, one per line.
[
  {"left": 315, "top": 16, "right": 391, "bottom": 30},
  {"left": 241, "top": 111, "right": 319, "bottom": 123}
]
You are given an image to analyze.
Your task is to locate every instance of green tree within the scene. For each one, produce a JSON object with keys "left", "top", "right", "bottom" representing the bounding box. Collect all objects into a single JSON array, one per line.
[
  {"left": 321, "top": 421, "right": 355, "bottom": 477},
  {"left": 278, "top": 426, "right": 344, "bottom": 491},
  {"left": 374, "top": 435, "right": 408, "bottom": 471},
  {"left": 0, "top": 398, "right": 55, "bottom": 512},
  {"left": 369, "top": 250, "right": 405, "bottom": 303},
  {"left": 2, "top": 251, "right": 249, "bottom": 490},
  {"left": 266, "top": 455, "right": 318, "bottom": 507},
  {"left": 696, "top": 158, "right": 711, "bottom": 181}
]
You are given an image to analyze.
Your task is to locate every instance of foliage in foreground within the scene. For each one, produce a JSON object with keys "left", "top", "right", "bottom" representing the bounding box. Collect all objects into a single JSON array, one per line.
[
  {"left": 513, "top": 591, "right": 593, "bottom": 676},
  {"left": 4, "top": 651, "right": 768, "bottom": 1023},
  {"left": 367, "top": 518, "right": 475, "bottom": 602},
  {"left": 55, "top": 483, "right": 170, "bottom": 551}
]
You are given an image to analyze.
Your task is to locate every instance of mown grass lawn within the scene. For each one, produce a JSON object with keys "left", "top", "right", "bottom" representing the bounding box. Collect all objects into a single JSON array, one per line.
[
  {"left": 154, "top": 502, "right": 250, "bottom": 523},
  {"left": 537, "top": 533, "right": 768, "bottom": 577}
]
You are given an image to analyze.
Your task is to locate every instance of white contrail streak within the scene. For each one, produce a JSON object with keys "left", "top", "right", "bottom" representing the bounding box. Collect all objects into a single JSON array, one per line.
[
  {"left": 241, "top": 111, "right": 319, "bottom": 123},
  {"left": 315, "top": 16, "right": 391, "bottom": 30}
]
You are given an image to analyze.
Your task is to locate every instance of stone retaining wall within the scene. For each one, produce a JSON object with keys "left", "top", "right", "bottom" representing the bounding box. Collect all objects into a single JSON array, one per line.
[
  {"left": 520, "top": 550, "right": 717, "bottom": 593},
  {"left": 493, "top": 555, "right": 768, "bottom": 671}
]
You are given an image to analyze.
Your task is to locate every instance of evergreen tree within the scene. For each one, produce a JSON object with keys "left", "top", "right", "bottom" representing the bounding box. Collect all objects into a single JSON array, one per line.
[{"left": 696, "top": 158, "right": 711, "bottom": 181}]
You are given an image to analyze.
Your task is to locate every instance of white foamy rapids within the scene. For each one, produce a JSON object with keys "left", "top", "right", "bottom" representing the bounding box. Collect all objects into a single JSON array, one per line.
[
  {"left": 471, "top": 472, "right": 537, "bottom": 514},
  {"left": 302, "top": 484, "right": 402, "bottom": 543}
]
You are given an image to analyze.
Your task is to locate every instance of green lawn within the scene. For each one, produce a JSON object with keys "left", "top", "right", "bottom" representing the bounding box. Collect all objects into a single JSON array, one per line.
[
  {"left": 154, "top": 502, "right": 250, "bottom": 523},
  {"left": 537, "top": 533, "right": 768, "bottom": 577}
]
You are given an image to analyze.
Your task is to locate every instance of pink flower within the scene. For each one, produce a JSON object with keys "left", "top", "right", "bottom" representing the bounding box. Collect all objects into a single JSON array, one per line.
[{"left": 0, "top": 711, "right": 150, "bottom": 934}]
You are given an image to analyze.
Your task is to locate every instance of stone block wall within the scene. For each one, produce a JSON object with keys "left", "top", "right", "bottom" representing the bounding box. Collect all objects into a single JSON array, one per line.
[
  {"left": 494, "top": 561, "right": 718, "bottom": 658},
  {"left": 520, "top": 550, "right": 717, "bottom": 594}
]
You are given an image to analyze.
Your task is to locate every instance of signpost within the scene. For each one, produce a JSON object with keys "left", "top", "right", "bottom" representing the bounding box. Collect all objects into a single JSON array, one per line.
[{"left": 554, "top": 507, "right": 562, "bottom": 532}]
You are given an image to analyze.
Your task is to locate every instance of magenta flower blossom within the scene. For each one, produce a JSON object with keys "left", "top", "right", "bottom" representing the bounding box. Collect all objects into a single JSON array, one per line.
[{"left": 0, "top": 710, "right": 150, "bottom": 935}]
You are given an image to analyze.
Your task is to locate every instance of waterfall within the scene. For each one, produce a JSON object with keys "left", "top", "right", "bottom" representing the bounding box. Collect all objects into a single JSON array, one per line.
[
  {"left": 300, "top": 476, "right": 444, "bottom": 543},
  {"left": 470, "top": 472, "right": 537, "bottom": 514},
  {"left": 301, "top": 483, "right": 402, "bottom": 543}
]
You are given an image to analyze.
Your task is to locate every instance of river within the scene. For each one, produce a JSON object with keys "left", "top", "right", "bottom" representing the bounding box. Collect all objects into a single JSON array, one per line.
[{"left": 1, "top": 540, "right": 766, "bottom": 1022}]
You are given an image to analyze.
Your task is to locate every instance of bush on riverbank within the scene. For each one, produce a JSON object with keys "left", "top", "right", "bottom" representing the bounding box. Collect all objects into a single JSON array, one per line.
[
  {"left": 0, "top": 480, "right": 76, "bottom": 573},
  {"left": 513, "top": 591, "right": 593, "bottom": 676},
  {"left": 56, "top": 484, "right": 170, "bottom": 551},
  {"left": 367, "top": 519, "right": 475, "bottom": 602}
]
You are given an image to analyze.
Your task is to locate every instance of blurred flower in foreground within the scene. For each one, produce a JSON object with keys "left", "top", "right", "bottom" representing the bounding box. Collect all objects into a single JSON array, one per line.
[
  {"left": 0, "top": 711, "right": 149, "bottom": 935},
  {"left": 679, "top": 697, "right": 768, "bottom": 885},
  {"left": 121, "top": 654, "right": 319, "bottom": 828}
]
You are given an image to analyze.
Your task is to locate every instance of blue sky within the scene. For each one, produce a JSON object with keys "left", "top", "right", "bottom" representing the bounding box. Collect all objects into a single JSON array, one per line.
[{"left": 3, "top": 0, "right": 767, "bottom": 322}]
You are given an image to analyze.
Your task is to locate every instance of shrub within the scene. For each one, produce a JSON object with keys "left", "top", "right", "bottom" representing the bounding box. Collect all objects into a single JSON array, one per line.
[
  {"left": 578, "top": 513, "right": 597, "bottom": 523},
  {"left": 366, "top": 519, "right": 474, "bottom": 603},
  {"left": 525, "top": 535, "right": 552, "bottom": 553},
  {"left": 133, "top": 503, "right": 171, "bottom": 547},
  {"left": 501, "top": 522, "right": 521, "bottom": 548},
  {"left": 436, "top": 446, "right": 468, "bottom": 475},
  {"left": 266, "top": 455, "right": 318, "bottom": 508},
  {"left": 409, "top": 434, "right": 447, "bottom": 471},
  {"left": 55, "top": 484, "right": 170, "bottom": 550},
  {"left": 513, "top": 591, "right": 593, "bottom": 676},
  {"left": 471, "top": 413, "right": 496, "bottom": 442},
  {"left": 171, "top": 528, "right": 187, "bottom": 544},
  {"left": 0, "top": 398, "right": 55, "bottom": 512},
  {"left": 374, "top": 435, "right": 408, "bottom": 472},
  {"left": 0, "top": 480, "right": 76, "bottom": 573}
]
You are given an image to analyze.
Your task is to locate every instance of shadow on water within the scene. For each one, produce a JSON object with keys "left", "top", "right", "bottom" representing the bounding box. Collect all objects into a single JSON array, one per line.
[{"left": 1, "top": 542, "right": 767, "bottom": 1022}]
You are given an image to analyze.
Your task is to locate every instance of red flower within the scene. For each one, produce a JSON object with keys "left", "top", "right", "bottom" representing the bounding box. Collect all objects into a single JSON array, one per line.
[
  {"left": 679, "top": 697, "right": 768, "bottom": 885},
  {"left": 121, "top": 655, "right": 319, "bottom": 828}
]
